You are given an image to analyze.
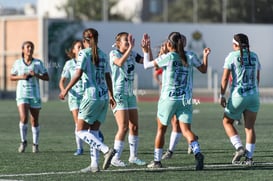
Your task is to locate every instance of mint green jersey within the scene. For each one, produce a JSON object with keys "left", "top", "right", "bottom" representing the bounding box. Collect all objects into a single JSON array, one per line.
[
  {"left": 11, "top": 58, "right": 48, "bottom": 99},
  {"left": 223, "top": 49, "right": 261, "bottom": 97},
  {"left": 61, "top": 59, "right": 84, "bottom": 100},
  {"left": 156, "top": 51, "right": 202, "bottom": 101},
  {"left": 77, "top": 48, "right": 110, "bottom": 100},
  {"left": 109, "top": 50, "right": 140, "bottom": 96}
]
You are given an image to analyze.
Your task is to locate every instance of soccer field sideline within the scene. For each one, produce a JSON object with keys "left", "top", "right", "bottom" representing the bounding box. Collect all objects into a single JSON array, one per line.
[{"left": 1, "top": 162, "right": 273, "bottom": 178}]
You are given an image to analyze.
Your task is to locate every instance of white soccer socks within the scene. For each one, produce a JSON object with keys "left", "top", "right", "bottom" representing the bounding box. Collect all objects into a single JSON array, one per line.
[
  {"left": 113, "top": 140, "right": 124, "bottom": 160},
  {"left": 169, "top": 131, "right": 182, "bottom": 152},
  {"left": 230, "top": 135, "right": 243, "bottom": 150},
  {"left": 31, "top": 126, "right": 40, "bottom": 145},
  {"left": 128, "top": 135, "right": 139, "bottom": 160},
  {"left": 76, "top": 130, "right": 108, "bottom": 154},
  {"left": 19, "top": 122, "right": 28, "bottom": 142}
]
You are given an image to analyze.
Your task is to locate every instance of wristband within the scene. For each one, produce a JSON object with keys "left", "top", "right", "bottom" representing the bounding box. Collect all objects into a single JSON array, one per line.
[{"left": 219, "top": 94, "right": 225, "bottom": 98}]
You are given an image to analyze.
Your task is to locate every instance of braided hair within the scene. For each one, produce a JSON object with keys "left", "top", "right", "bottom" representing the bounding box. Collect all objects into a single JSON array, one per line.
[{"left": 233, "top": 33, "right": 251, "bottom": 65}]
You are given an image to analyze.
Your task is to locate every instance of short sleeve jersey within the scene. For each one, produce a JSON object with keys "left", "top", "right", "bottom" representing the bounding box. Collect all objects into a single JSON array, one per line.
[
  {"left": 155, "top": 51, "right": 202, "bottom": 101},
  {"left": 11, "top": 58, "right": 48, "bottom": 99},
  {"left": 109, "top": 50, "right": 140, "bottom": 96},
  {"left": 61, "top": 59, "right": 84, "bottom": 99},
  {"left": 77, "top": 48, "right": 110, "bottom": 100},
  {"left": 223, "top": 49, "right": 261, "bottom": 96}
]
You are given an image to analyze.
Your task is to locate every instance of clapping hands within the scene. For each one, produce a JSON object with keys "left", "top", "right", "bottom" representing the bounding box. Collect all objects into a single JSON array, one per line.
[
  {"left": 128, "top": 34, "right": 135, "bottom": 49},
  {"left": 141, "top": 33, "right": 150, "bottom": 53}
]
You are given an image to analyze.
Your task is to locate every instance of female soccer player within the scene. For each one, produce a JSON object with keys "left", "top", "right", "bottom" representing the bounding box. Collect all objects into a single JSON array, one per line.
[
  {"left": 59, "top": 28, "right": 116, "bottom": 172},
  {"left": 154, "top": 41, "right": 183, "bottom": 159},
  {"left": 59, "top": 40, "right": 84, "bottom": 156},
  {"left": 109, "top": 32, "right": 147, "bottom": 167},
  {"left": 159, "top": 35, "right": 197, "bottom": 159},
  {"left": 220, "top": 33, "right": 260, "bottom": 166},
  {"left": 10, "top": 41, "right": 49, "bottom": 153},
  {"left": 153, "top": 41, "right": 168, "bottom": 90},
  {"left": 142, "top": 32, "right": 210, "bottom": 170}
]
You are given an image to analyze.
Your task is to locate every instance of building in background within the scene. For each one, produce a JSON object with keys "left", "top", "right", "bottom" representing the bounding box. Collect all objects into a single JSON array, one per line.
[
  {"left": 0, "top": 16, "right": 43, "bottom": 98},
  {"left": 0, "top": 0, "right": 172, "bottom": 22},
  {"left": 110, "top": 0, "right": 142, "bottom": 23},
  {"left": 1, "top": 0, "right": 273, "bottom": 101},
  {"left": 0, "top": 4, "right": 35, "bottom": 16},
  {"left": 37, "top": 0, "right": 67, "bottom": 18}
]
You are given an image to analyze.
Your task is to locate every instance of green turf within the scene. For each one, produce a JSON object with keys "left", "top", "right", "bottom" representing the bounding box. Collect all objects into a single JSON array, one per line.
[{"left": 0, "top": 100, "right": 273, "bottom": 181}]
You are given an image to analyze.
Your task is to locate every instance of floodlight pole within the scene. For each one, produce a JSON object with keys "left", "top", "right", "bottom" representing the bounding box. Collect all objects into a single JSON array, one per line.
[
  {"left": 102, "top": 0, "right": 108, "bottom": 22},
  {"left": 222, "top": 0, "right": 227, "bottom": 23},
  {"left": 251, "top": 0, "right": 255, "bottom": 23},
  {"left": 193, "top": 0, "right": 198, "bottom": 23},
  {"left": 163, "top": 0, "right": 168, "bottom": 22}
]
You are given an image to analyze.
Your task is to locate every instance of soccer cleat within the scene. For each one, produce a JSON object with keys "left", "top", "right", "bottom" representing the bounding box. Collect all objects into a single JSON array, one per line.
[
  {"left": 147, "top": 161, "right": 162, "bottom": 168},
  {"left": 102, "top": 148, "right": 116, "bottom": 170},
  {"left": 128, "top": 157, "right": 146, "bottom": 166},
  {"left": 243, "top": 157, "right": 254, "bottom": 166},
  {"left": 232, "top": 147, "right": 245, "bottom": 164},
  {"left": 162, "top": 150, "right": 173, "bottom": 159},
  {"left": 32, "top": 144, "right": 39, "bottom": 153},
  {"left": 195, "top": 152, "right": 204, "bottom": 170},
  {"left": 18, "top": 141, "right": 27, "bottom": 153},
  {"left": 111, "top": 158, "right": 127, "bottom": 167},
  {"left": 80, "top": 165, "right": 100, "bottom": 173},
  {"left": 74, "top": 148, "right": 84, "bottom": 156}
]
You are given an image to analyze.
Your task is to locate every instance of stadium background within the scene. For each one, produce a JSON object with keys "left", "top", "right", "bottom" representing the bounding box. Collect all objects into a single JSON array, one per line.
[{"left": 0, "top": 16, "right": 272, "bottom": 102}]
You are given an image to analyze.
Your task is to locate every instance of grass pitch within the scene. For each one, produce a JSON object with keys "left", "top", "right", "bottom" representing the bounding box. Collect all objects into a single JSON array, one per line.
[{"left": 0, "top": 100, "right": 273, "bottom": 181}]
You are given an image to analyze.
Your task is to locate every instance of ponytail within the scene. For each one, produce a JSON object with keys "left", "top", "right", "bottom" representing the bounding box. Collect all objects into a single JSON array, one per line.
[
  {"left": 177, "top": 38, "right": 187, "bottom": 66},
  {"left": 90, "top": 38, "right": 99, "bottom": 66},
  {"left": 168, "top": 32, "right": 187, "bottom": 66},
  {"left": 83, "top": 28, "right": 99, "bottom": 66}
]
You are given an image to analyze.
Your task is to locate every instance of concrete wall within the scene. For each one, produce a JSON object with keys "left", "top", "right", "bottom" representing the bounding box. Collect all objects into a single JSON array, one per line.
[
  {"left": 0, "top": 16, "right": 40, "bottom": 92},
  {"left": 47, "top": 20, "right": 273, "bottom": 88}
]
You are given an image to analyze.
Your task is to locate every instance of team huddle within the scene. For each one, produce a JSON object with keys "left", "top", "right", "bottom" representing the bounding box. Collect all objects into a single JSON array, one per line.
[{"left": 10, "top": 28, "right": 260, "bottom": 172}]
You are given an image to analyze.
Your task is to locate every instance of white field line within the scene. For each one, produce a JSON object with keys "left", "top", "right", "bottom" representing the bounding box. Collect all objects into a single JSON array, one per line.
[{"left": 1, "top": 162, "right": 273, "bottom": 177}]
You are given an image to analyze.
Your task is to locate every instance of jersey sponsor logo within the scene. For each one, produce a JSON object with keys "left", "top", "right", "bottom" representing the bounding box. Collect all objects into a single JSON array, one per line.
[
  {"left": 22, "top": 84, "right": 36, "bottom": 88},
  {"left": 98, "top": 88, "right": 108, "bottom": 97},
  {"left": 237, "top": 57, "right": 257, "bottom": 66},
  {"left": 240, "top": 86, "right": 255, "bottom": 94},
  {"left": 124, "top": 77, "right": 134, "bottom": 82},
  {"left": 172, "top": 61, "right": 183, "bottom": 67},
  {"left": 168, "top": 88, "right": 185, "bottom": 97}
]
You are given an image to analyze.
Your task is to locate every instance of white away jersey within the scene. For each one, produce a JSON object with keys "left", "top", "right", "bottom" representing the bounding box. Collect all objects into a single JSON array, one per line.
[
  {"left": 77, "top": 48, "right": 110, "bottom": 100},
  {"left": 156, "top": 51, "right": 202, "bottom": 101},
  {"left": 11, "top": 58, "right": 48, "bottom": 99},
  {"left": 223, "top": 49, "right": 261, "bottom": 97},
  {"left": 109, "top": 49, "right": 140, "bottom": 96},
  {"left": 61, "top": 59, "right": 84, "bottom": 99}
]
